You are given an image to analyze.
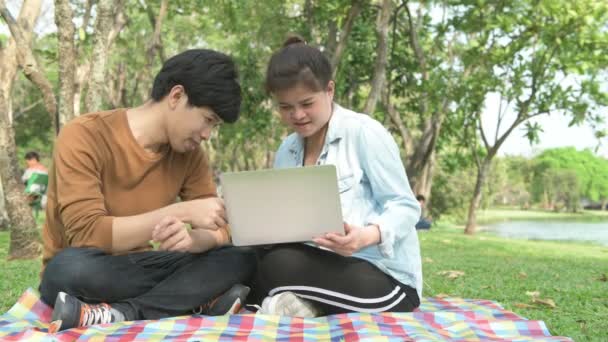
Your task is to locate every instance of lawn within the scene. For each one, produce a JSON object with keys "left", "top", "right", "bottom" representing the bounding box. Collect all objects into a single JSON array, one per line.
[{"left": 1, "top": 226, "right": 607, "bottom": 341}]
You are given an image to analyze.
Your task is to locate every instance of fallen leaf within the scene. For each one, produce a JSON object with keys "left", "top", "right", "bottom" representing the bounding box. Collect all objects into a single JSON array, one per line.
[
  {"left": 438, "top": 270, "right": 465, "bottom": 279},
  {"left": 525, "top": 291, "right": 540, "bottom": 298},
  {"left": 441, "top": 239, "right": 452, "bottom": 244},
  {"left": 478, "top": 237, "right": 487, "bottom": 241},
  {"left": 532, "top": 298, "right": 556, "bottom": 308},
  {"left": 514, "top": 303, "right": 536, "bottom": 309},
  {"left": 423, "top": 257, "right": 434, "bottom": 263},
  {"left": 481, "top": 285, "right": 491, "bottom": 289},
  {"left": 597, "top": 274, "right": 608, "bottom": 282},
  {"left": 435, "top": 293, "right": 450, "bottom": 298},
  {"left": 518, "top": 272, "right": 528, "bottom": 279}
]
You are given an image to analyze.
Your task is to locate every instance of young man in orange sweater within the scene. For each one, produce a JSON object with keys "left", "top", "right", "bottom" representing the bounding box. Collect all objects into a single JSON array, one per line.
[{"left": 40, "top": 49, "right": 255, "bottom": 331}]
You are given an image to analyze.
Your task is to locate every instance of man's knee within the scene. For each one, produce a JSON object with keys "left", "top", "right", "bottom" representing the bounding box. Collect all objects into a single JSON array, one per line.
[{"left": 40, "top": 248, "right": 110, "bottom": 305}]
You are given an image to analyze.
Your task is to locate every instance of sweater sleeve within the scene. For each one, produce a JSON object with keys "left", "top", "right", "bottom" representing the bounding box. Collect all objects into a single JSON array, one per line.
[
  {"left": 179, "top": 147, "right": 217, "bottom": 201},
  {"left": 54, "top": 122, "right": 114, "bottom": 252},
  {"left": 179, "top": 147, "right": 231, "bottom": 241}
]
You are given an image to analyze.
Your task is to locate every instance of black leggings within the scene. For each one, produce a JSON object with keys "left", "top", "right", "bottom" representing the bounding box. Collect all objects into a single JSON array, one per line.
[{"left": 254, "top": 244, "right": 419, "bottom": 315}]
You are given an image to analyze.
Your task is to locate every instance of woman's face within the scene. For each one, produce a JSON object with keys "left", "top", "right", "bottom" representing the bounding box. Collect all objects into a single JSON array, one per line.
[{"left": 273, "top": 81, "right": 334, "bottom": 138}]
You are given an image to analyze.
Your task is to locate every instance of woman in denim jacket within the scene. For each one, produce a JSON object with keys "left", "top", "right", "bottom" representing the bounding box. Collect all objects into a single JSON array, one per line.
[{"left": 255, "top": 36, "right": 423, "bottom": 317}]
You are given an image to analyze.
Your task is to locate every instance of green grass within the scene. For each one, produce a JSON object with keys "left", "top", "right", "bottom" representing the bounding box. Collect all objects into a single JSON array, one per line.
[
  {"left": 477, "top": 208, "right": 608, "bottom": 224},
  {"left": 0, "top": 232, "right": 41, "bottom": 313},
  {"left": 420, "top": 225, "right": 608, "bottom": 341},
  {"left": 1, "top": 227, "right": 607, "bottom": 341}
]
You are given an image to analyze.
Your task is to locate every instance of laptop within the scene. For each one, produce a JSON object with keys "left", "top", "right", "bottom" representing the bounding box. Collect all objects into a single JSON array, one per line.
[{"left": 220, "top": 165, "right": 344, "bottom": 246}]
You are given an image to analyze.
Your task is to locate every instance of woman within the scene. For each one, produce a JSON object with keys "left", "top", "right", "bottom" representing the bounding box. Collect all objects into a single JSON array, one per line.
[{"left": 255, "top": 36, "right": 423, "bottom": 317}]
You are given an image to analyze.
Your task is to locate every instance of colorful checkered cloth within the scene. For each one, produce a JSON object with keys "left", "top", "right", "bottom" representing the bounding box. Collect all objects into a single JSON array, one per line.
[{"left": 0, "top": 288, "right": 571, "bottom": 341}]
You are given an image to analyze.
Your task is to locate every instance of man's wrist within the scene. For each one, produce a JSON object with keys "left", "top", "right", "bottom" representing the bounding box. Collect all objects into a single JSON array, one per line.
[{"left": 171, "top": 201, "right": 191, "bottom": 224}]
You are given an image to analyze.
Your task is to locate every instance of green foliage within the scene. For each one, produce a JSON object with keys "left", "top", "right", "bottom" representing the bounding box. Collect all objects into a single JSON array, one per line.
[{"left": 531, "top": 147, "right": 608, "bottom": 210}]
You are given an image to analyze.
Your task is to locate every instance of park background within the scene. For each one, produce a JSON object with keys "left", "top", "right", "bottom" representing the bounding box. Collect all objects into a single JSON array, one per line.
[{"left": 0, "top": 0, "right": 607, "bottom": 340}]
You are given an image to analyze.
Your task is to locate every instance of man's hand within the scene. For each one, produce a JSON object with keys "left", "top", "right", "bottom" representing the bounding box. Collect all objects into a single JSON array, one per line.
[
  {"left": 185, "top": 198, "right": 227, "bottom": 230},
  {"left": 152, "top": 216, "right": 194, "bottom": 253},
  {"left": 313, "top": 222, "right": 381, "bottom": 257}
]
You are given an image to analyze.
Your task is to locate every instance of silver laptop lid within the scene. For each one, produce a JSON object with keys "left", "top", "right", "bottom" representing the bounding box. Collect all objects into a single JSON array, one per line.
[{"left": 221, "top": 165, "right": 344, "bottom": 246}]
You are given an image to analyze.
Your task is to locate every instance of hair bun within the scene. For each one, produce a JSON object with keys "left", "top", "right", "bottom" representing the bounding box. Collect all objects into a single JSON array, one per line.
[{"left": 282, "top": 34, "right": 306, "bottom": 48}]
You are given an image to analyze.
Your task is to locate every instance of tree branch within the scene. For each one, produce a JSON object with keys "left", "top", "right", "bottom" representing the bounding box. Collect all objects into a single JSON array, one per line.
[
  {"left": 330, "top": 0, "right": 362, "bottom": 78},
  {"left": 1, "top": 0, "right": 57, "bottom": 131}
]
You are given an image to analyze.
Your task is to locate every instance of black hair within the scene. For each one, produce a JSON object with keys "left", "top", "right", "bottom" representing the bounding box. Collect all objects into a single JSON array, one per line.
[
  {"left": 416, "top": 194, "right": 426, "bottom": 202},
  {"left": 151, "top": 49, "right": 241, "bottom": 123},
  {"left": 265, "top": 34, "right": 332, "bottom": 94},
  {"left": 25, "top": 151, "right": 40, "bottom": 161}
]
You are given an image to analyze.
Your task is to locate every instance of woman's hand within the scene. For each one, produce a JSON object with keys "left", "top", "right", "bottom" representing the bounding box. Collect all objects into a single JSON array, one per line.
[{"left": 313, "top": 222, "right": 381, "bottom": 256}]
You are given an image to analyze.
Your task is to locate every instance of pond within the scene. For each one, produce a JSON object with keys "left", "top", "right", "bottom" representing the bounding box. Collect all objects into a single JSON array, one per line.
[{"left": 483, "top": 220, "right": 608, "bottom": 246}]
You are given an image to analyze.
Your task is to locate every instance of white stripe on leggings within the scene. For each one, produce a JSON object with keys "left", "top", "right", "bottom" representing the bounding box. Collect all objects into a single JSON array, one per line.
[
  {"left": 268, "top": 285, "right": 402, "bottom": 304},
  {"left": 297, "top": 292, "right": 407, "bottom": 313}
]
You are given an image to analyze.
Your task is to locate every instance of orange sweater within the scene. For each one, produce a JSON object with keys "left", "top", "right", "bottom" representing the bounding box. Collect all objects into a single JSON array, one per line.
[{"left": 42, "top": 109, "right": 218, "bottom": 266}]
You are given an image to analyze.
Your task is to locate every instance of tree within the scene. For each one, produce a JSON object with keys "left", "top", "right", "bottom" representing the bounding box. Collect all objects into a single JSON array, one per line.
[
  {"left": 456, "top": 0, "right": 608, "bottom": 233},
  {"left": 55, "top": 0, "right": 126, "bottom": 125},
  {"left": 531, "top": 147, "right": 608, "bottom": 211},
  {"left": 0, "top": 0, "right": 43, "bottom": 259},
  {"left": 363, "top": 0, "right": 392, "bottom": 114}
]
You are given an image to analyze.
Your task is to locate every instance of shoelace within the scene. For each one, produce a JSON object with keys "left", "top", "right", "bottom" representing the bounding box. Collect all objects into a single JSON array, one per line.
[
  {"left": 192, "top": 298, "right": 216, "bottom": 315},
  {"left": 80, "top": 303, "right": 113, "bottom": 326}
]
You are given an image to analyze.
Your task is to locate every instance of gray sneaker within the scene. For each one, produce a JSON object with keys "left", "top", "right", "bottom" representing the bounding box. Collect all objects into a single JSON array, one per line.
[
  {"left": 51, "top": 292, "right": 125, "bottom": 331},
  {"left": 258, "top": 291, "right": 319, "bottom": 317}
]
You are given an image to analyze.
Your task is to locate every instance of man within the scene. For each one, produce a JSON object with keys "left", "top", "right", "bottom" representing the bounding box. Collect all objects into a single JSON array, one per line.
[
  {"left": 415, "top": 194, "right": 432, "bottom": 230},
  {"left": 40, "top": 49, "right": 256, "bottom": 331}
]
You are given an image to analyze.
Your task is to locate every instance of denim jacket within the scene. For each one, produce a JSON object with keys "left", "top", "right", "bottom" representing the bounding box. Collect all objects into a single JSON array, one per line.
[{"left": 273, "top": 104, "right": 423, "bottom": 297}]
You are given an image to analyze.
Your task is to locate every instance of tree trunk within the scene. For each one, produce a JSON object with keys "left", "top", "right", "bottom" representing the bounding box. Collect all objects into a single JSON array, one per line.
[
  {"left": 135, "top": 0, "right": 168, "bottom": 102},
  {"left": 1, "top": 0, "right": 57, "bottom": 132},
  {"left": 465, "top": 158, "right": 492, "bottom": 235},
  {"left": 84, "top": 0, "right": 115, "bottom": 113},
  {"left": 601, "top": 198, "right": 607, "bottom": 211},
  {"left": 0, "top": 0, "right": 43, "bottom": 259},
  {"left": 55, "top": 0, "right": 76, "bottom": 127},
  {"left": 363, "top": 0, "right": 392, "bottom": 115},
  {"left": 413, "top": 150, "right": 436, "bottom": 199},
  {"left": 0, "top": 181, "right": 8, "bottom": 231},
  {"left": 0, "top": 109, "right": 41, "bottom": 259},
  {"left": 330, "top": 0, "right": 362, "bottom": 79}
]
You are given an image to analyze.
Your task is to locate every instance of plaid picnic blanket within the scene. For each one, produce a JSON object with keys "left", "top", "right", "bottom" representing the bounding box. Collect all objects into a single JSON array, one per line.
[{"left": 0, "top": 288, "right": 571, "bottom": 341}]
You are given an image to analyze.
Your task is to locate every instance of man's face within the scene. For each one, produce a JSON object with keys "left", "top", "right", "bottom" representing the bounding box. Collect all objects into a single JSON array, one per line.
[
  {"left": 25, "top": 158, "right": 37, "bottom": 168},
  {"left": 171, "top": 102, "right": 222, "bottom": 153}
]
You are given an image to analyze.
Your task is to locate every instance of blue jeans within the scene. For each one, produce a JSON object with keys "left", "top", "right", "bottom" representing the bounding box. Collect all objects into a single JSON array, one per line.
[{"left": 39, "top": 246, "right": 256, "bottom": 320}]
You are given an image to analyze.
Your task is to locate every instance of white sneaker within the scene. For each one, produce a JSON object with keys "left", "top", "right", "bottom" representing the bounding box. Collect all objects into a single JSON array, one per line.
[{"left": 258, "top": 292, "right": 319, "bottom": 318}]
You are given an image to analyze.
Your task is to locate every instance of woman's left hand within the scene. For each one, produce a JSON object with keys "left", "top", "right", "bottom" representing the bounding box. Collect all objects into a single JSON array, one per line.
[{"left": 313, "top": 222, "right": 380, "bottom": 256}]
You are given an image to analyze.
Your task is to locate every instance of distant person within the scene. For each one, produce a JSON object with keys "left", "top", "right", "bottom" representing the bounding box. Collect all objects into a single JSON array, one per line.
[
  {"left": 415, "top": 195, "right": 432, "bottom": 230},
  {"left": 22, "top": 151, "right": 49, "bottom": 210}
]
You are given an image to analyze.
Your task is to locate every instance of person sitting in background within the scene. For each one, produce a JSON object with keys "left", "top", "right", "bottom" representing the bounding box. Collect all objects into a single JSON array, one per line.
[
  {"left": 22, "top": 151, "right": 49, "bottom": 211},
  {"left": 415, "top": 194, "right": 432, "bottom": 230}
]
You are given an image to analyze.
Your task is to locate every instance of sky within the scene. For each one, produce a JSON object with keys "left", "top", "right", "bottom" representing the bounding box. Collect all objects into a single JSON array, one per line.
[
  {"left": 2, "top": 1, "right": 607, "bottom": 159},
  {"left": 481, "top": 93, "right": 608, "bottom": 158}
]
